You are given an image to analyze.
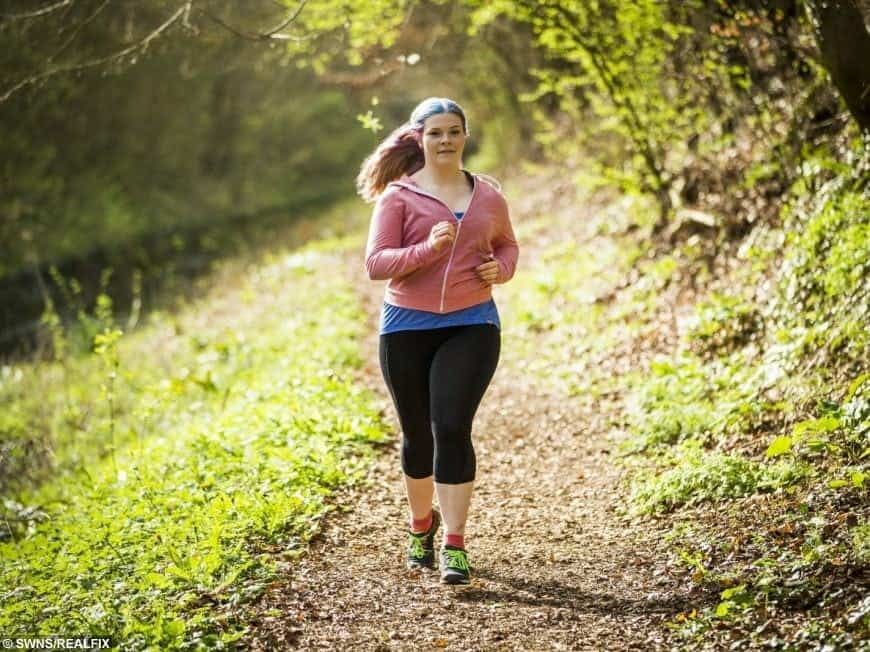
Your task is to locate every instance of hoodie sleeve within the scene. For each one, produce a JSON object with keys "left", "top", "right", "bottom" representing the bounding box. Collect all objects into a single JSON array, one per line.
[
  {"left": 364, "top": 188, "right": 443, "bottom": 281},
  {"left": 492, "top": 197, "right": 519, "bottom": 284}
]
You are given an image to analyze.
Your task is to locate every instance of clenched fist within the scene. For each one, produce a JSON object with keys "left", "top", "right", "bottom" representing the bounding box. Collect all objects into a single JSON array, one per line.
[
  {"left": 428, "top": 220, "right": 456, "bottom": 251},
  {"left": 475, "top": 257, "right": 500, "bottom": 286}
]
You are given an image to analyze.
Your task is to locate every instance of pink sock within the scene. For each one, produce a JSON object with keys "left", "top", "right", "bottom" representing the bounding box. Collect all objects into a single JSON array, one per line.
[
  {"left": 444, "top": 533, "right": 465, "bottom": 549},
  {"left": 411, "top": 510, "right": 433, "bottom": 533}
]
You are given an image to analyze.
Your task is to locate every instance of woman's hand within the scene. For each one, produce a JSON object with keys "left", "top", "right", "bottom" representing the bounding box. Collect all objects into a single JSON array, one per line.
[
  {"left": 475, "top": 258, "right": 500, "bottom": 286},
  {"left": 428, "top": 221, "right": 456, "bottom": 251}
]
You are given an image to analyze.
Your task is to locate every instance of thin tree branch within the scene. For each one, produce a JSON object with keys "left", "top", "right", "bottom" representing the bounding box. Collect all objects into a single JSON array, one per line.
[
  {"left": 1, "top": 0, "right": 73, "bottom": 20},
  {"left": 200, "top": 11, "right": 261, "bottom": 41},
  {"left": 262, "top": 0, "right": 306, "bottom": 36},
  {"left": 0, "top": 2, "right": 190, "bottom": 104},
  {"left": 546, "top": 1, "right": 669, "bottom": 196},
  {"left": 46, "top": 0, "right": 112, "bottom": 65},
  {"left": 200, "top": 0, "right": 308, "bottom": 42}
]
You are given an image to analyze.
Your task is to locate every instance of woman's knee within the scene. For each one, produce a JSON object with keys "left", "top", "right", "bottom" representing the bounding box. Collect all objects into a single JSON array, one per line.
[
  {"left": 432, "top": 419, "right": 476, "bottom": 484},
  {"left": 402, "top": 431, "right": 434, "bottom": 478}
]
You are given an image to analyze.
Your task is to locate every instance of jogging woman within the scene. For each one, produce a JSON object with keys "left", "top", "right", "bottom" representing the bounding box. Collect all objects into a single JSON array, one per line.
[{"left": 357, "top": 97, "right": 519, "bottom": 585}]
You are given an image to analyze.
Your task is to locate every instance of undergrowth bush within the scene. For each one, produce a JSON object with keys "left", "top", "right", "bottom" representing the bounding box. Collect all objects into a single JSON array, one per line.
[
  {"left": 620, "top": 136, "right": 869, "bottom": 647},
  {"left": 0, "top": 228, "right": 389, "bottom": 648},
  {"left": 686, "top": 292, "right": 763, "bottom": 356},
  {"left": 627, "top": 439, "right": 811, "bottom": 515}
]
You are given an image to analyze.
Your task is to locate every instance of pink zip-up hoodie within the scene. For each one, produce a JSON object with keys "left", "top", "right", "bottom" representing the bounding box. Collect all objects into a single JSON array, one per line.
[{"left": 365, "top": 171, "right": 519, "bottom": 313}]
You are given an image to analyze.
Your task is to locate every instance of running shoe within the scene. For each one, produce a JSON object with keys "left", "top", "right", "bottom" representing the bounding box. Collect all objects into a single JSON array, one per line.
[
  {"left": 440, "top": 545, "right": 471, "bottom": 584},
  {"left": 407, "top": 508, "right": 440, "bottom": 570}
]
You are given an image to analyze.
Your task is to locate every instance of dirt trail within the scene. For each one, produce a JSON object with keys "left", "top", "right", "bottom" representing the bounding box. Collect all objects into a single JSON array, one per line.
[{"left": 243, "top": 184, "right": 695, "bottom": 651}]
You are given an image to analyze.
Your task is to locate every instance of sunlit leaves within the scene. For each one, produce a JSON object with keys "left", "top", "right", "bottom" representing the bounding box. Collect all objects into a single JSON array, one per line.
[
  {"left": 766, "top": 435, "right": 793, "bottom": 458},
  {"left": 0, "top": 235, "right": 390, "bottom": 646},
  {"left": 276, "top": 0, "right": 415, "bottom": 68},
  {"left": 715, "top": 584, "right": 753, "bottom": 618},
  {"left": 356, "top": 109, "right": 383, "bottom": 133},
  {"left": 469, "top": 0, "right": 712, "bottom": 204}
]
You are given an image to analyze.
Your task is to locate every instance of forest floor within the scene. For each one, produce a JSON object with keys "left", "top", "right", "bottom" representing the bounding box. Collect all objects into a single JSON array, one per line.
[{"left": 240, "top": 172, "right": 702, "bottom": 651}]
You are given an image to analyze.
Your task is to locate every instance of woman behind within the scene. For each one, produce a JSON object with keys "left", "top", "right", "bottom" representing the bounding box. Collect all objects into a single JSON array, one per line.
[{"left": 358, "top": 97, "right": 519, "bottom": 585}]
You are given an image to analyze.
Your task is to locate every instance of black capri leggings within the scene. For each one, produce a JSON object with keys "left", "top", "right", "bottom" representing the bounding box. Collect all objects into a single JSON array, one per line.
[{"left": 378, "top": 323, "right": 500, "bottom": 485}]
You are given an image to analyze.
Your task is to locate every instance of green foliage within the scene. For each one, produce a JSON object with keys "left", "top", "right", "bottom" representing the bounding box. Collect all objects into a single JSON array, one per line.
[
  {"left": 0, "top": 11, "right": 377, "bottom": 281},
  {"left": 357, "top": 108, "right": 384, "bottom": 134},
  {"left": 768, "top": 141, "right": 869, "bottom": 362},
  {"left": 0, "top": 219, "right": 389, "bottom": 647},
  {"left": 469, "top": 0, "right": 705, "bottom": 209},
  {"left": 627, "top": 439, "right": 810, "bottom": 515},
  {"left": 687, "top": 292, "right": 762, "bottom": 355},
  {"left": 621, "top": 353, "right": 762, "bottom": 452},
  {"left": 33, "top": 267, "right": 123, "bottom": 359},
  {"left": 714, "top": 584, "right": 754, "bottom": 619},
  {"left": 852, "top": 521, "right": 870, "bottom": 565},
  {"left": 612, "top": 138, "right": 869, "bottom": 647},
  {"left": 277, "top": 0, "right": 419, "bottom": 70}
]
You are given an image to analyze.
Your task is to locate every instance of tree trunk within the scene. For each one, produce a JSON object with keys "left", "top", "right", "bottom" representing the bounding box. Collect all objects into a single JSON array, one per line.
[{"left": 806, "top": 0, "right": 870, "bottom": 132}]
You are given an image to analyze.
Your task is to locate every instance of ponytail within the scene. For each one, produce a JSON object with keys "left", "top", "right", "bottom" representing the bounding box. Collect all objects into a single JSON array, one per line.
[{"left": 356, "top": 123, "right": 424, "bottom": 203}]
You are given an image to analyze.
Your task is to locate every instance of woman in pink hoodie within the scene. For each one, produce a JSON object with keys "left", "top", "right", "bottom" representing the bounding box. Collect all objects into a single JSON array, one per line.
[{"left": 358, "top": 97, "right": 519, "bottom": 585}]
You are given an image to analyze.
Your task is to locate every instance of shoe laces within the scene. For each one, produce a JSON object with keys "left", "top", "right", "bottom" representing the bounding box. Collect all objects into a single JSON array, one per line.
[
  {"left": 408, "top": 532, "right": 427, "bottom": 559},
  {"left": 442, "top": 548, "right": 469, "bottom": 572}
]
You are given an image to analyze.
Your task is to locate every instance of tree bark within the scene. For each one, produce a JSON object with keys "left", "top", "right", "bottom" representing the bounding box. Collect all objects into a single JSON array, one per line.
[{"left": 806, "top": 0, "right": 870, "bottom": 132}]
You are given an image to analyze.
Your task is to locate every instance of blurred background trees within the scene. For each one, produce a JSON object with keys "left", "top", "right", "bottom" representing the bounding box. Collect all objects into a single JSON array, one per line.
[{"left": 1, "top": 0, "right": 867, "bottom": 355}]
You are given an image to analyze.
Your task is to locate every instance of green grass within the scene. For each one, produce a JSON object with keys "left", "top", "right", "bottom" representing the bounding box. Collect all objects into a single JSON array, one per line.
[{"left": 0, "top": 206, "right": 389, "bottom": 648}]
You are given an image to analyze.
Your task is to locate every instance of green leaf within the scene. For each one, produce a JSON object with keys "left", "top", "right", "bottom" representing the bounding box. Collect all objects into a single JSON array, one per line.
[
  {"left": 792, "top": 416, "right": 841, "bottom": 437},
  {"left": 720, "top": 584, "right": 747, "bottom": 600},
  {"left": 766, "top": 436, "right": 793, "bottom": 458},
  {"left": 164, "top": 619, "right": 185, "bottom": 638},
  {"left": 846, "top": 373, "right": 870, "bottom": 401},
  {"left": 145, "top": 572, "right": 171, "bottom": 589},
  {"left": 356, "top": 110, "right": 383, "bottom": 134}
]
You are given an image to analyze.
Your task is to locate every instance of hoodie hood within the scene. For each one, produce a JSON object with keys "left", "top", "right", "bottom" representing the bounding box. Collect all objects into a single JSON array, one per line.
[{"left": 389, "top": 170, "right": 502, "bottom": 194}]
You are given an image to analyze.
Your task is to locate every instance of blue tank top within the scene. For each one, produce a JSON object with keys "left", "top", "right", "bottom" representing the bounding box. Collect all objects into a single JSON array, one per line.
[{"left": 380, "top": 211, "right": 501, "bottom": 335}]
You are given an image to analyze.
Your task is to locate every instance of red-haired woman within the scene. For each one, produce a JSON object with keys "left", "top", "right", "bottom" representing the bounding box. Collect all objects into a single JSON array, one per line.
[{"left": 358, "top": 97, "right": 519, "bottom": 585}]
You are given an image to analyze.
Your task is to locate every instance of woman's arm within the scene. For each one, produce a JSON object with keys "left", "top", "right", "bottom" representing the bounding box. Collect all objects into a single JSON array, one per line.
[
  {"left": 491, "top": 200, "right": 519, "bottom": 284},
  {"left": 364, "top": 190, "right": 443, "bottom": 281}
]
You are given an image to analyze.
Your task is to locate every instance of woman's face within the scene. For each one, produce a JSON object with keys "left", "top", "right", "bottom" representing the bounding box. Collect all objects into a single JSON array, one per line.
[{"left": 421, "top": 112, "right": 466, "bottom": 169}]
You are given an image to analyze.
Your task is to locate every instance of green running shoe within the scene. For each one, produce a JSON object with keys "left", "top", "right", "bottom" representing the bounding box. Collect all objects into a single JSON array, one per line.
[
  {"left": 407, "top": 509, "right": 440, "bottom": 570},
  {"left": 440, "top": 545, "right": 471, "bottom": 585}
]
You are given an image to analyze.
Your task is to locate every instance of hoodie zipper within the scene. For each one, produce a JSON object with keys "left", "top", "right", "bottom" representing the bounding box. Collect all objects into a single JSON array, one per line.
[
  {"left": 439, "top": 220, "right": 462, "bottom": 312},
  {"left": 390, "top": 173, "right": 478, "bottom": 314}
]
